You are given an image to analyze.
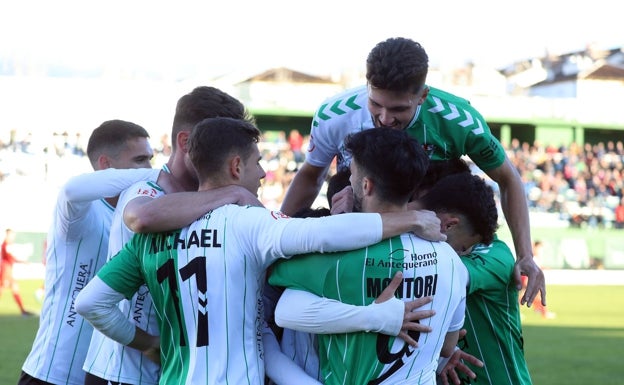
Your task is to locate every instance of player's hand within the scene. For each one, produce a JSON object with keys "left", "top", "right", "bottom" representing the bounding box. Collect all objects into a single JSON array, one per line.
[
  {"left": 143, "top": 346, "right": 161, "bottom": 365},
  {"left": 437, "top": 347, "right": 483, "bottom": 385},
  {"left": 330, "top": 186, "right": 354, "bottom": 214},
  {"left": 410, "top": 209, "right": 446, "bottom": 242},
  {"left": 407, "top": 200, "right": 424, "bottom": 210},
  {"left": 375, "top": 271, "right": 434, "bottom": 347},
  {"left": 135, "top": 332, "right": 161, "bottom": 364},
  {"left": 156, "top": 170, "right": 185, "bottom": 194},
  {"left": 516, "top": 257, "right": 546, "bottom": 307},
  {"left": 231, "top": 185, "right": 263, "bottom": 207}
]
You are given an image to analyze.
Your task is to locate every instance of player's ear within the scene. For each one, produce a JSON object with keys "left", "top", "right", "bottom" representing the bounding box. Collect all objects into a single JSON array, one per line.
[
  {"left": 97, "top": 154, "right": 111, "bottom": 169},
  {"left": 177, "top": 130, "right": 191, "bottom": 153},
  {"left": 418, "top": 86, "right": 430, "bottom": 105},
  {"left": 362, "top": 176, "right": 374, "bottom": 196},
  {"left": 444, "top": 216, "right": 461, "bottom": 231},
  {"left": 230, "top": 155, "right": 242, "bottom": 179}
]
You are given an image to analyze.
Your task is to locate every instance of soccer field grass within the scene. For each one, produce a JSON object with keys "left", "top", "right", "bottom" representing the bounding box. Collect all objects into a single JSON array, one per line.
[
  {"left": 1, "top": 280, "right": 623, "bottom": 384},
  {"left": 519, "top": 284, "right": 624, "bottom": 384}
]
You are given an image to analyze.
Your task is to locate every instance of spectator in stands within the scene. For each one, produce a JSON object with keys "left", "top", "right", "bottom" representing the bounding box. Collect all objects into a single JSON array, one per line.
[{"left": 288, "top": 129, "right": 305, "bottom": 164}]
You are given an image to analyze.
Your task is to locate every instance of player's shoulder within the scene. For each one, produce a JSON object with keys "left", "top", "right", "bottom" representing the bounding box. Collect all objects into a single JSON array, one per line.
[
  {"left": 319, "top": 84, "right": 367, "bottom": 104},
  {"left": 122, "top": 180, "right": 164, "bottom": 201},
  {"left": 440, "top": 242, "right": 464, "bottom": 263},
  {"left": 469, "top": 236, "right": 515, "bottom": 264},
  {"left": 314, "top": 85, "right": 368, "bottom": 120},
  {"left": 209, "top": 204, "right": 282, "bottom": 220},
  {"left": 426, "top": 86, "right": 471, "bottom": 104},
  {"left": 419, "top": 86, "right": 487, "bottom": 135},
  {"left": 424, "top": 86, "right": 483, "bottom": 114},
  {"left": 476, "top": 236, "right": 513, "bottom": 253},
  {"left": 407, "top": 237, "right": 458, "bottom": 260}
]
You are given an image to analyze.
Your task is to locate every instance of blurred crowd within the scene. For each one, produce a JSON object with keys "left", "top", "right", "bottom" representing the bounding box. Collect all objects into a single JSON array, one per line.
[
  {"left": 507, "top": 138, "right": 624, "bottom": 229},
  {"left": 1, "top": 129, "right": 624, "bottom": 229}
]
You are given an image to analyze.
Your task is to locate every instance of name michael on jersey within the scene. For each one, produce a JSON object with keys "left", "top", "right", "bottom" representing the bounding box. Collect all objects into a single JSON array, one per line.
[{"left": 149, "top": 229, "right": 222, "bottom": 254}]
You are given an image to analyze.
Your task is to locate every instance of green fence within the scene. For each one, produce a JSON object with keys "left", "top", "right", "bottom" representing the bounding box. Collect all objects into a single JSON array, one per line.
[
  {"left": 11, "top": 232, "right": 47, "bottom": 263},
  {"left": 498, "top": 226, "right": 624, "bottom": 269}
]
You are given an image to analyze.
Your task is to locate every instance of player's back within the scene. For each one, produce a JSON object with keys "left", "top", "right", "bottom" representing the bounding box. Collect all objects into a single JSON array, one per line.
[
  {"left": 270, "top": 232, "right": 468, "bottom": 385},
  {"left": 135, "top": 204, "right": 291, "bottom": 385},
  {"left": 461, "top": 238, "right": 532, "bottom": 385}
]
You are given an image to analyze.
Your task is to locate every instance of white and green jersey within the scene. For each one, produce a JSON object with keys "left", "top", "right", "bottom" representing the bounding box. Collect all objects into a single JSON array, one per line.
[
  {"left": 279, "top": 328, "right": 320, "bottom": 381},
  {"left": 89, "top": 205, "right": 386, "bottom": 385},
  {"left": 307, "top": 85, "right": 506, "bottom": 172},
  {"left": 459, "top": 236, "right": 533, "bottom": 385},
  {"left": 84, "top": 179, "right": 165, "bottom": 384},
  {"left": 21, "top": 168, "right": 158, "bottom": 385},
  {"left": 269, "top": 233, "right": 468, "bottom": 385}
]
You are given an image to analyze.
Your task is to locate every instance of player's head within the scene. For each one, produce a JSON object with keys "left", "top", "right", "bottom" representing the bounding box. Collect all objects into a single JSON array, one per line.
[
  {"left": 86, "top": 119, "right": 153, "bottom": 171},
  {"left": 188, "top": 117, "right": 265, "bottom": 195},
  {"left": 421, "top": 172, "right": 498, "bottom": 254},
  {"left": 415, "top": 158, "right": 472, "bottom": 199},
  {"left": 366, "top": 37, "right": 430, "bottom": 130},
  {"left": 344, "top": 127, "right": 428, "bottom": 212},
  {"left": 367, "top": 37, "right": 429, "bottom": 93},
  {"left": 171, "top": 86, "right": 254, "bottom": 152},
  {"left": 3, "top": 228, "right": 15, "bottom": 243}
]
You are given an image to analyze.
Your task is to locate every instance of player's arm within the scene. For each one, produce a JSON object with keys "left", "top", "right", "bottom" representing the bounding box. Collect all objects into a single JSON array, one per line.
[
  {"left": 440, "top": 330, "right": 460, "bottom": 358},
  {"left": 274, "top": 272, "right": 434, "bottom": 347},
  {"left": 436, "top": 330, "right": 483, "bottom": 385},
  {"left": 436, "top": 346, "right": 482, "bottom": 385},
  {"left": 124, "top": 184, "right": 263, "bottom": 233},
  {"left": 278, "top": 210, "right": 445, "bottom": 257},
  {"left": 63, "top": 168, "right": 160, "bottom": 203},
  {"left": 331, "top": 186, "right": 445, "bottom": 241},
  {"left": 485, "top": 158, "right": 546, "bottom": 307},
  {"left": 280, "top": 163, "right": 328, "bottom": 216},
  {"left": 436, "top": 265, "right": 482, "bottom": 384},
  {"left": 74, "top": 276, "right": 159, "bottom": 360},
  {"left": 378, "top": 210, "right": 446, "bottom": 241},
  {"left": 263, "top": 322, "right": 322, "bottom": 385}
]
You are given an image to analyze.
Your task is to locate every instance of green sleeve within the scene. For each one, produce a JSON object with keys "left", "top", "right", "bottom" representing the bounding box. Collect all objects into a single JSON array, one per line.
[
  {"left": 98, "top": 234, "right": 146, "bottom": 299},
  {"left": 463, "top": 122, "right": 506, "bottom": 171},
  {"left": 411, "top": 87, "right": 506, "bottom": 171},
  {"left": 268, "top": 252, "right": 335, "bottom": 297}
]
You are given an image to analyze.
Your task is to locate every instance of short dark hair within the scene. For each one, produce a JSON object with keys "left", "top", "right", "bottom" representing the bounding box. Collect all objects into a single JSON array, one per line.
[
  {"left": 344, "top": 128, "right": 429, "bottom": 205},
  {"left": 366, "top": 37, "right": 429, "bottom": 94},
  {"left": 421, "top": 173, "right": 498, "bottom": 245},
  {"left": 86, "top": 119, "right": 150, "bottom": 167},
  {"left": 188, "top": 117, "right": 261, "bottom": 181},
  {"left": 171, "top": 86, "right": 254, "bottom": 151},
  {"left": 292, "top": 207, "right": 331, "bottom": 218},
  {"left": 416, "top": 158, "right": 472, "bottom": 198}
]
